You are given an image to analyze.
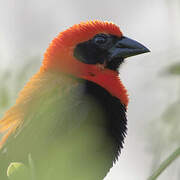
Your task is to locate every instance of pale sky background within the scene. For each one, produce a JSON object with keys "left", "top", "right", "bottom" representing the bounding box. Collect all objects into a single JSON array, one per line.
[{"left": 0, "top": 0, "right": 180, "bottom": 179}]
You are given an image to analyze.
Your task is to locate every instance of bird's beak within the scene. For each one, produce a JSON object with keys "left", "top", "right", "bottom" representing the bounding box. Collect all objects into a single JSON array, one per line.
[{"left": 108, "top": 36, "right": 150, "bottom": 60}]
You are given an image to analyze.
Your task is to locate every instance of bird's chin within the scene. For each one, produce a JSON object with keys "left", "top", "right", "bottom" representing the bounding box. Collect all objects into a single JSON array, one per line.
[{"left": 105, "top": 57, "right": 124, "bottom": 71}]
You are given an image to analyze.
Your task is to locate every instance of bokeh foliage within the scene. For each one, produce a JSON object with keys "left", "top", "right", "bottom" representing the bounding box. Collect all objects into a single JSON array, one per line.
[
  {"left": 148, "top": 62, "right": 180, "bottom": 179},
  {"left": 0, "top": 57, "right": 40, "bottom": 117}
]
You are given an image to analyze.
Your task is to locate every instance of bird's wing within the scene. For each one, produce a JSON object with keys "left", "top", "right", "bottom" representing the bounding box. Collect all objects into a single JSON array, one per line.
[{"left": 0, "top": 71, "right": 110, "bottom": 180}]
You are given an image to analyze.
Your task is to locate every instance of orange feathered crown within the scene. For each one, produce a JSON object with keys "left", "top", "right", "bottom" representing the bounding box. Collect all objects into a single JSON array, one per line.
[{"left": 42, "top": 20, "right": 123, "bottom": 70}]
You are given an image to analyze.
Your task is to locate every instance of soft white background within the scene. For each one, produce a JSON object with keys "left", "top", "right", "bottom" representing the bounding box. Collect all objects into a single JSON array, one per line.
[{"left": 0, "top": 0, "right": 180, "bottom": 179}]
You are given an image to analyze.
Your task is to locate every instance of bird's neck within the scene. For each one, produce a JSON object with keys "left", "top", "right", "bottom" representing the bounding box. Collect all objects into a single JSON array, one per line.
[
  {"left": 41, "top": 66, "right": 129, "bottom": 108},
  {"left": 80, "top": 70, "right": 129, "bottom": 108}
]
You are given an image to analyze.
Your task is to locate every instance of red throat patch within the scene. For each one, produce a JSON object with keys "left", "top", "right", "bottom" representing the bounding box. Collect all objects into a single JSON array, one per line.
[{"left": 82, "top": 68, "right": 129, "bottom": 107}]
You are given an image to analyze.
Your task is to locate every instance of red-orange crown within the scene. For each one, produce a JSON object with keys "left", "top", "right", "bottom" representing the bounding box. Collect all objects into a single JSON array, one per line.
[{"left": 42, "top": 20, "right": 123, "bottom": 70}]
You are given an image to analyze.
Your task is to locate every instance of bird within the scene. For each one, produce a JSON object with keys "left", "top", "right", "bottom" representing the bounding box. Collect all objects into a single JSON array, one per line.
[{"left": 0, "top": 20, "right": 149, "bottom": 180}]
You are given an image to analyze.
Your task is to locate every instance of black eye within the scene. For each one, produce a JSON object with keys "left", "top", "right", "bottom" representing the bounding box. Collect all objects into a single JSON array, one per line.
[{"left": 93, "top": 35, "right": 107, "bottom": 45}]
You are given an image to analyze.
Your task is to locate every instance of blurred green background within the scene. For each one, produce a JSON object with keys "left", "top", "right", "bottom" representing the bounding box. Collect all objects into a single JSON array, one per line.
[{"left": 0, "top": 0, "right": 180, "bottom": 179}]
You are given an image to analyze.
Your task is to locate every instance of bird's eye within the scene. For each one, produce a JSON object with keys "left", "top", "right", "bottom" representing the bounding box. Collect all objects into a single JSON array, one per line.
[{"left": 93, "top": 35, "right": 107, "bottom": 45}]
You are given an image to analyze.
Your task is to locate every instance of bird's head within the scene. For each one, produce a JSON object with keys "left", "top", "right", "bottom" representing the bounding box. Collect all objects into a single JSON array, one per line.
[{"left": 42, "top": 20, "right": 150, "bottom": 107}]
